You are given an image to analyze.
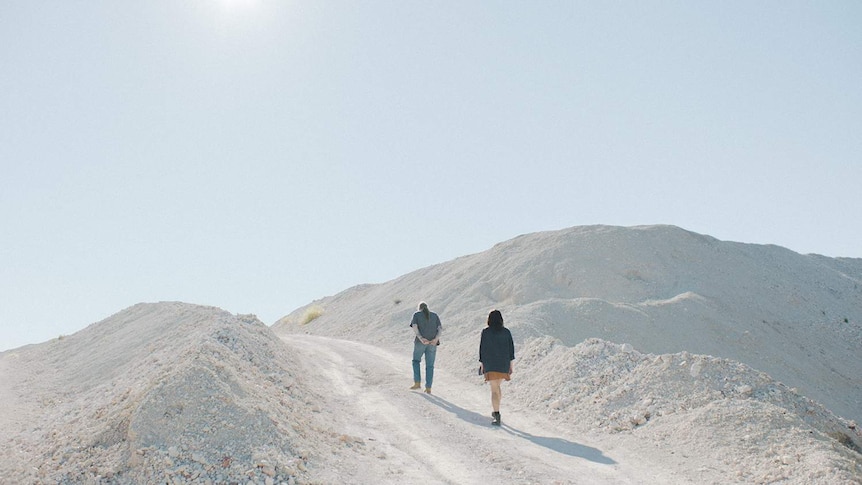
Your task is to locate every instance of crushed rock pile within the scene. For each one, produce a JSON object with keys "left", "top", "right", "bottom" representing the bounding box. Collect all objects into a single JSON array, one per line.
[
  {"left": 512, "top": 336, "right": 862, "bottom": 483},
  {"left": 274, "top": 225, "right": 862, "bottom": 426},
  {"left": 0, "top": 302, "right": 335, "bottom": 484}
]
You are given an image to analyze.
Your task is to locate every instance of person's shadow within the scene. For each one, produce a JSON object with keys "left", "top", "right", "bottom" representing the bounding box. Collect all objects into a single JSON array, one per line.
[{"left": 420, "top": 393, "right": 616, "bottom": 465}]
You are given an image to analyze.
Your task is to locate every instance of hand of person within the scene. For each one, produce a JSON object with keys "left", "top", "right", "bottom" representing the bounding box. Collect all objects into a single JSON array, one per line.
[
  {"left": 420, "top": 338, "right": 430, "bottom": 345},
  {"left": 430, "top": 338, "right": 439, "bottom": 345},
  {"left": 509, "top": 363, "right": 514, "bottom": 374}
]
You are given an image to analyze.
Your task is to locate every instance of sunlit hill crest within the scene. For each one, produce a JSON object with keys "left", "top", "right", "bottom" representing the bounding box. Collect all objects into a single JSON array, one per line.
[{"left": 275, "top": 224, "right": 862, "bottom": 424}]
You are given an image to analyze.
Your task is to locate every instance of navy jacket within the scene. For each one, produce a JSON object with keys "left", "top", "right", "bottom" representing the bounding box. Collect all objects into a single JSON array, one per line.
[{"left": 479, "top": 327, "right": 514, "bottom": 373}]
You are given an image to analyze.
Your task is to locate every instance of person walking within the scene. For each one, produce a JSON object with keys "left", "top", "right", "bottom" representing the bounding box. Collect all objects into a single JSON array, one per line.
[
  {"left": 409, "top": 301, "right": 442, "bottom": 394},
  {"left": 479, "top": 309, "right": 514, "bottom": 426}
]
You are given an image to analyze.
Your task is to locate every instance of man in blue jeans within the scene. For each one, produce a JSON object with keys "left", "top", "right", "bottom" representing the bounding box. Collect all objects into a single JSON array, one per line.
[{"left": 409, "top": 301, "right": 442, "bottom": 394}]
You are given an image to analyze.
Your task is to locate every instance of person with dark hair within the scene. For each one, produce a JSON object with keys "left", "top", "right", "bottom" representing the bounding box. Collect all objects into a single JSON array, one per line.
[
  {"left": 479, "top": 309, "right": 514, "bottom": 426},
  {"left": 409, "top": 301, "right": 442, "bottom": 393}
]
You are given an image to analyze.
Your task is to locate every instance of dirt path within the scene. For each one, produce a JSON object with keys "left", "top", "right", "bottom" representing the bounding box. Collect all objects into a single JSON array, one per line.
[{"left": 280, "top": 334, "right": 664, "bottom": 484}]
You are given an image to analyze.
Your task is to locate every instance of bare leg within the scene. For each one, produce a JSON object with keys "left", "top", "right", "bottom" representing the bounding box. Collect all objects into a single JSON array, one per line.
[{"left": 489, "top": 379, "right": 503, "bottom": 412}]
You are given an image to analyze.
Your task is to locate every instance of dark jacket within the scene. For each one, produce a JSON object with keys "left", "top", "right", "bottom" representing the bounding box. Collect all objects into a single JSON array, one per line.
[{"left": 479, "top": 327, "right": 514, "bottom": 373}]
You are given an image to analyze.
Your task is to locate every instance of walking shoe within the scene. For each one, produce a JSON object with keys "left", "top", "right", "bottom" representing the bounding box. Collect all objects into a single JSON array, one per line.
[
  {"left": 409, "top": 382, "right": 421, "bottom": 390},
  {"left": 424, "top": 387, "right": 432, "bottom": 394},
  {"left": 491, "top": 411, "right": 501, "bottom": 426}
]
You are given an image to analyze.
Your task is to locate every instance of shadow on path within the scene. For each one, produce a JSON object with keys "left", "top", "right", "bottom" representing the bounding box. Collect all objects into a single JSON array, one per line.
[
  {"left": 501, "top": 425, "right": 616, "bottom": 464},
  {"left": 420, "top": 393, "right": 616, "bottom": 465},
  {"left": 420, "top": 392, "right": 492, "bottom": 426}
]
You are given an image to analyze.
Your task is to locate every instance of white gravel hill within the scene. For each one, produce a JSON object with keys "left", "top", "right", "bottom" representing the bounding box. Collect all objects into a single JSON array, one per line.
[{"left": 2, "top": 225, "right": 860, "bottom": 484}]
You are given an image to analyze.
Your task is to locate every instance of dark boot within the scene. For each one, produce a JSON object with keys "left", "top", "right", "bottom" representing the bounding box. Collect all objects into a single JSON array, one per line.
[{"left": 491, "top": 411, "right": 501, "bottom": 426}]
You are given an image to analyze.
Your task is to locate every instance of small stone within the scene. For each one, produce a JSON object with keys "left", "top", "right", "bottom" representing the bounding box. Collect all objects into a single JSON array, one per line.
[{"left": 630, "top": 414, "right": 647, "bottom": 426}]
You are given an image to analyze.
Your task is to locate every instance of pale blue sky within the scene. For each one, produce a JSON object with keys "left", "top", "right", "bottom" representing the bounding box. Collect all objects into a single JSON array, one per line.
[{"left": 2, "top": 1, "right": 860, "bottom": 351}]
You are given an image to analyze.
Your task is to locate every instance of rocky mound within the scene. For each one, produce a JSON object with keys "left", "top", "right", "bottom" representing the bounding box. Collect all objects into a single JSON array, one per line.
[
  {"left": 274, "top": 225, "right": 862, "bottom": 424},
  {"left": 0, "top": 303, "right": 325, "bottom": 484},
  {"left": 512, "top": 337, "right": 862, "bottom": 483}
]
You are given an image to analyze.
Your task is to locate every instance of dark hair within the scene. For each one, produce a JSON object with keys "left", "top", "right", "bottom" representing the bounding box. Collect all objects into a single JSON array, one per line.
[
  {"left": 419, "top": 301, "right": 429, "bottom": 318},
  {"left": 487, "top": 310, "right": 504, "bottom": 329}
]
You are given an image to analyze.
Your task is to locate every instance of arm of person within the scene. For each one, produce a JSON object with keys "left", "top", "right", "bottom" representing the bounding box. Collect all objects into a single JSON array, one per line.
[
  {"left": 478, "top": 332, "right": 484, "bottom": 375},
  {"left": 413, "top": 325, "right": 429, "bottom": 344},
  {"left": 508, "top": 330, "right": 515, "bottom": 373},
  {"left": 430, "top": 322, "right": 442, "bottom": 345}
]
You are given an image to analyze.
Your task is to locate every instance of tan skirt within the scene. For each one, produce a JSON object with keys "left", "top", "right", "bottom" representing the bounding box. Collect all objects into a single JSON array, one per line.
[{"left": 484, "top": 371, "right": 511, "bottom": 382}]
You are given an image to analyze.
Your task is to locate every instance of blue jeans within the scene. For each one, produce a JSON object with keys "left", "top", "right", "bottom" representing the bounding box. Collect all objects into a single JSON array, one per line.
[{"left": 412, "top": 340, "right": 437, "bottom": 388}]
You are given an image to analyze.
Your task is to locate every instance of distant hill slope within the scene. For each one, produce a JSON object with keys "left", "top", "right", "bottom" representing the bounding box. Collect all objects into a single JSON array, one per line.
[
  {"left": 274, "top": 225, "right": 862, "bottom": 424},
  {"left": 0, "top": 302, "right": 327, "bottom": 484}
]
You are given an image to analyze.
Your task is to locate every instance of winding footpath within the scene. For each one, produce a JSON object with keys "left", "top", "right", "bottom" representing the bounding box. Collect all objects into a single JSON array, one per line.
[{"left": 280, "top": 334, "right": 675, "bottom": 484}]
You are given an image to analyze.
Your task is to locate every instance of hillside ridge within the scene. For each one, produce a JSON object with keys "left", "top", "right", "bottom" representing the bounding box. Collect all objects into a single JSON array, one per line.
[{"left": 274, "top": 224, "right": 862, "bottom": 424}]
